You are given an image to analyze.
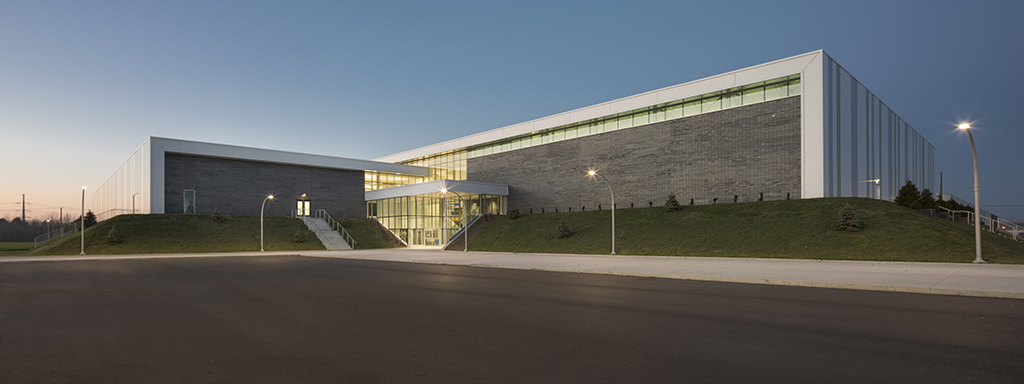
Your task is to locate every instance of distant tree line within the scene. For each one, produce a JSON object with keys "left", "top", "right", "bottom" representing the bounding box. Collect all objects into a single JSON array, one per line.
[
  {"left": 0, "top": 210, "right": 96, "bottom": 242},
  {"left": 893, "top": 180, "right": 972, "bottom": 212}
]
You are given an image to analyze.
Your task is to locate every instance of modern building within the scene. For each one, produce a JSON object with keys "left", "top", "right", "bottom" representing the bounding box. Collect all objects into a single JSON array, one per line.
[{"left": 94, "top": 50, "right": 935, "bottom": 246}]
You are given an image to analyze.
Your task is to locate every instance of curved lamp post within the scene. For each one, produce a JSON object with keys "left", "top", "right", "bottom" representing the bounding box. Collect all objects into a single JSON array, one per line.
[
  {"left": 862, "top": 179, "right": 881, "bottom": 200},
  {"left": 260, "top": 195, "right": 274, "bottom": 252},
  {"left": 441, "top": 188, "right": 468, "bottom": 251},
  {"left": 958, "top": 124, "right": 985, "bottom": 263},
  {"left": 587, "top": 170, "right": 616, "bottom": 255},
  {"left": 80, "top": 187, "right": 86, "bottom": 255}
]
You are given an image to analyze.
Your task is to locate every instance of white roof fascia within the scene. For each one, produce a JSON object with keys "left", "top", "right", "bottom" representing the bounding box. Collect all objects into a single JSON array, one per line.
[
  {"left": 150, "top": 137, "right": 428, "bottom": 176},
  {"left": 365, "top": 179, "right": 509, "bottom": 201},
  {"left": 375, "top": 50, "right": 822, "bottom": 163}
]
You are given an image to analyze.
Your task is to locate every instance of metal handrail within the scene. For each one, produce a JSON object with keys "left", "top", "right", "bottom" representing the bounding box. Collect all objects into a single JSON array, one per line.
[
  {"left": 95, "top": 208, "right": 134, "bottom": 222},
  {"left": 937, "top": 207, "right": 1021, "bottom": 241},
  {"left": 445, "top": 213, "right": 482, "bottom": 246},
  {"left": 314, "top": 209, "right": 357, "bottom": 248},
  {"left": 33, "top": 222, "right": 81, "bottom": 248}
]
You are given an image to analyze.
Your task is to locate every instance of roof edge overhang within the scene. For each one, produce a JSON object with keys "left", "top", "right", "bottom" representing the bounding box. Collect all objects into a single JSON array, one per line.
[
  {"left": 149, "top": 137, "right": 428, "bottom": 176},
  {"left": 365, "top": 179, "right": 509, "bottom": 201}
]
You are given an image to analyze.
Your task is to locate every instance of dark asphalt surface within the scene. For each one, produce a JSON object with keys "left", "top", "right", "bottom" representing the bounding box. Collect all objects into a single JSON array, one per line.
[{"left": 0, "top": 256, "right": 1022, "bottom": 383}]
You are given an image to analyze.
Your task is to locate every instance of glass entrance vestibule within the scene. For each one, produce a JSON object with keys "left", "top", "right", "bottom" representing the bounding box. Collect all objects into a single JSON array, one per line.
[
  {"left": 367, "top": 193, "right": 505, "bottom": 247},
  {"left": 364, "top": 180, "right": 508, "bottom": 247}
]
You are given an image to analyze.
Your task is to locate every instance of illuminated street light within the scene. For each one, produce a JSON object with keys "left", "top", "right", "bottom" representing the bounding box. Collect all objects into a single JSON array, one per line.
[
  {"left": 441, "top": 188, "right": 468, "bottom": 252},
  {"left": 587, "top": 170, "right": 616, "bottom": 255},
  {"left": 958, "top": 123, "right": 985, "bottom": 263},
  {"left": 80, "top": 187, "right": 86, "bottom": 255},
  {"left": 261, "top": 195, "right": 274, "bottom": 252},
  {"left": 862, "top": 179, "right": 881, "bottom": 200}
]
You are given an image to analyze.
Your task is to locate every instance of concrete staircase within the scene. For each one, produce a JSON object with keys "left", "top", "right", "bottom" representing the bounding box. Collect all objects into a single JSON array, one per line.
[{"left": 301, "top": 217, "right": 352, "bottom": 251}]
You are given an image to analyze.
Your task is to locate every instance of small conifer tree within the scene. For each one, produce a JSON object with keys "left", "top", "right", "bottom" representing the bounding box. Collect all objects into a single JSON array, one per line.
[
  {"left": 293, "top": 228, "right": 306, "bottom": 243},
  {"left": 556, "top": 218, "right": 572, "bottom": 239},
  {"left": 835, "top": 203, "right": 861, "bottom": 232},
  {"left": 211, "top": 207, "right": 225, "bottom": 223},
  {"left": 340, "top": 213, "right": 350, "bottom": 226},
  {"left": 84, "top": 210, "right": 97, "bottom": 228},
  {"left": 919, "top": 188, "right": 937, "bottom": 210},
  {"left": 664, "top": 193, "right": 682, "bottom": 212},
  {"left": 105, "top": 225, "right": 124, "bottom": 245},
  {"left": 508, "top": 207, "right": 520, "bottom": 220},
  {"left": 894, "top": 180, "right": 921, "bottom": 208}
]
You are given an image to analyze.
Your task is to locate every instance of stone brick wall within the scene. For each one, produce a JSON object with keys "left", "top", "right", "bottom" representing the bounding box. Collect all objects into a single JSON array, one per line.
[
  {"left": 467, "top": 96, "right": 801, "bottom": 213},
  {"left": 164, "top": 154, "right": 365, "bottom": 217}
]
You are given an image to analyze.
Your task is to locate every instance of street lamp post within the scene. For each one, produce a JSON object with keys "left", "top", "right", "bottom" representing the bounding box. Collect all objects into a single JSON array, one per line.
[
  {"left": 958, "top": 124, "right": 985, "bottom": 264},
  {"left": 80, "top": 187, "right": 86, "bottom": 255},
  {"left": 587, "top": 170, "right": 616, "bottom": 255},
  {"left": 260, "top": 195, "right": 274, "bottom": 252},
  {"left": 862, "top": 179, "right": 881, "bottom": 200},
  {"left": 441, "top": 188, "right": 468, "bottom": 251}
]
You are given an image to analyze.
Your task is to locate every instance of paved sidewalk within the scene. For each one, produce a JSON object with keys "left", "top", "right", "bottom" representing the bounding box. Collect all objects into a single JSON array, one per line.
[
  {"left": 304, "top": 249, "right": 1024, "bottom": 299},
  {"left": 4, "top": 249, "right": 1023, "bottom": 299}
]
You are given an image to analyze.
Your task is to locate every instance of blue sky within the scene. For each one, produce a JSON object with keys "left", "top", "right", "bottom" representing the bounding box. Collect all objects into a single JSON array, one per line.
[{"left": 2, "top": 0, "right": 1022, "bottom": 222}]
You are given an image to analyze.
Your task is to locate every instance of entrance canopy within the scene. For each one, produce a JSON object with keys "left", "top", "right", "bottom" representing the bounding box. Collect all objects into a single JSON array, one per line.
[{"left": 364, "top": 179, "right": 507, "bottom": 201}]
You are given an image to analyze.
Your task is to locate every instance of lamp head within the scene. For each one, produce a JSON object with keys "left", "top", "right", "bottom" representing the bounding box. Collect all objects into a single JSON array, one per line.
[
  {"left": 268, "top": 195, "right": 274, "bottom": 200},
  {"left": 440, "top": 188, "right": 448, "bottom": 194},
  {"left": 958, "top": 123, "right": 972, "bottom": 130},
  {"left": 588, "top": 170, "right": 596, "bottom": 176},
  {"left": 82, "top": 186, "right": 87, "bottom": 190}
]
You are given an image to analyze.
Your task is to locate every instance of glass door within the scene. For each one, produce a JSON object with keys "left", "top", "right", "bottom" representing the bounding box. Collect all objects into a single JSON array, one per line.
[{"left": 296, "top": 200, "right": 310, "bottom": 216}]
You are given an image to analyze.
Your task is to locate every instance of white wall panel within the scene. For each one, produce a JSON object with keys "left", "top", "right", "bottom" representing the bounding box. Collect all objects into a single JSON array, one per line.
[
  {"left": 570, "top": 105, "right": 611, "bottom": 122},
  {"left": 801, "top": 51, "right": 825, "bottom": 198},
  {"left": 607, "top": 93, "right": 659, "bottom": 115}
]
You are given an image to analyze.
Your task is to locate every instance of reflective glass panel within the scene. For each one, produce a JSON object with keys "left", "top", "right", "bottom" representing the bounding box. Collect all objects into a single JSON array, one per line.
[
  {"left": 617, "top": 116, "right": 633, "bottom": 130},
  {"left": 765, "top": 83, "right": 787, "bottom": 100},
  {"left": 666, "top": 104, "right": 683, "bottom": 119},
  {"left": 788, "top": 79, "right": 801, "bottom": 95},
  {"left": 633, "top": 112, "right": 649, "bottom": 126},
  {"left": 702, "top": 96, "right": 721, "bottom": 112},
  {"left": 724, "top": 92, "right": 742, "bottom": 108},
  {"left": 683, "top": 101, "right": 700, "bottom": 116},
  {"left": 743, "top": 87, "right": 764, "bottom": 104}
]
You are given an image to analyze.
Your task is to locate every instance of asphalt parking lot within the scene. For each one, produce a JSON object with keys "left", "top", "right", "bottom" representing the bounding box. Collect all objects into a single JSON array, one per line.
[{"left": 1, "top": 255, "right": 1022, "bottom": 383}]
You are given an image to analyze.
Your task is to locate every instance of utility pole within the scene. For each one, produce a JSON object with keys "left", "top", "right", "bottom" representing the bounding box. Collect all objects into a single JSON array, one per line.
[
  {"left": 22, "top": 194, "right": 25, "bottom": 222},
  {"left": 939, "top": 171, "right": 943, "bottom": 198}
]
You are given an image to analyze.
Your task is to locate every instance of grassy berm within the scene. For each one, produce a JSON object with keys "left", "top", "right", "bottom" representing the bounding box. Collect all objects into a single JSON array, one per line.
[
  {"left": 339, "top": 217, "right": 394, "bottom": 249},
  {"left": 29, "top": 214, "right": 327, "bottom": 255},
  {"left": 471, "top": 197, "right": 1024, "bottom": 264}
]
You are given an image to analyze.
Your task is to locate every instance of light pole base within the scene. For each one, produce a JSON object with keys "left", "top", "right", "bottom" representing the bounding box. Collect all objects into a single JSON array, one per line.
[{"left": 972, "top": 259, "right": 987, "bottom": 264}]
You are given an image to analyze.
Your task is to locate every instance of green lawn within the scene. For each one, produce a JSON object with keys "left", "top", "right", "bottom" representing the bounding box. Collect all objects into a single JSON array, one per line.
[
  {"left": 470, "top": 197, "right": 1024, "bottom": 264},
  {"left": 29, "top": 214, "right": 325, "bottom": 255},
  {"left": 0, "top": 242, "right": 34, "bottom": 251},
  {"left": 338, "top": 218, "right": 395, "bottom": 249},
  {"left": 0, "top": 242, "right": 35, "bottom": 256}
]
